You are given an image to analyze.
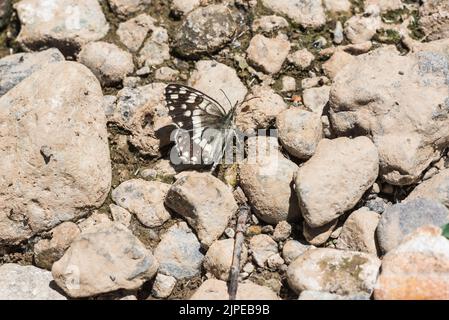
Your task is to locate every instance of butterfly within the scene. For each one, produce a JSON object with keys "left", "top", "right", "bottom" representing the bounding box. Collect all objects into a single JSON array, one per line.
[{"left": 164, "top": 83, "right": 242, "bottom": 172}]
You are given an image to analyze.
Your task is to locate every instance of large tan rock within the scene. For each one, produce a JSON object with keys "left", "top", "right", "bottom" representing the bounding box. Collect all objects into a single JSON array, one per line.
[
  {"left": 329, "top": 43, "right": 449, "bottom": 185},
  {"left": 0, "top": 61, "right": 111, "bottom": 246},
  {"left": 287, "top": 248, "right": 381, "bottom": 296},
  {"left": 295, "top": 137, "right": 379, "bottom": 227},
  {"left": 240, "top": 136, "right": 300, "bottom": 224},
  {"left": 52, "top": 221, "right": 158, "bottom": 298},
  {"left": 165, "top": 172, "right": 237, "bottom": 246}
]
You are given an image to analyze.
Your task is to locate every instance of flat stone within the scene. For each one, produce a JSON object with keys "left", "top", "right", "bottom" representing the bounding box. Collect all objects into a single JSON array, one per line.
[
  {"left": 112, "top": 179, "right": 171, "bottom": 228},
  {"left": 287, "top": 248, "right": 381, "bottom": 296},
  {"left": 0, "top": 264, "right": 66, "bottom": 300},
  {"left": 154, "top": 222, "right": 204, "bottom": 279},
  {"left": 295, "top": 137, "right": 379, "bottom": 227},
  {"left": 52, "top": 221, "right": 158, "bottom": 298},
  {"left": 249, "top": 234, "right": 278, "bottom": 268},
  {"left": 165, "top": 172, "right": 237, "bottom": 246}
]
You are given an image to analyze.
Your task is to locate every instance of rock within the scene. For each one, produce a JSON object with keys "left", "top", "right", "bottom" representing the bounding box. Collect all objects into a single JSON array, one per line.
[
  {"left": 407, "top": 169, "right": 449, "bottom": 208},
  {"left": 137, "top": 25, "right": 170, "bottom": 67},
  {"left": 109, "top": 204, "right": 132, "bottom": 227},
  {"left": 152, "top": 273, "right": 177, "bottom": 299},
  {"left": 329, "top": 44, "right": 449, "bottom": 185},
  {"left": 0, "top": 264, "right": 66, "bottom": 300},
  {"left": 154, "top": 67, "right": 180, "bottom": 81},
  {"left": 333, "top": 21, "right": 344, "bottom": 44},
  {"left": 267, "top": 253, "right": 285, "bottom": 270},
  {"left": 273, "top": 221, "right": 292, "bottom": 242},
  {"left": 117, "top": 14, "right": 156, "bottom": 53},
  {"left": 34, "top": 222, "right": 81, "bottom": 270},
  {"left": 288, "top": 49, "right": 315, "bottom": 69},
  {"left": 261, "top": 0, "right": 326, "bottom": 28},
  {"left": 344, "top": 5, "right": 382, "bottom": 44},
  {"left": 323, "top": 51, "right": 356, "bottom": 79},
  {"left": 188, "top": 60, "right": 247, "bottom": 112},
  {"left": 247, "top": 34, "right": 291, "bottom": 74},
  {"left": 303, "top": 219, "right": 338, "bottom": 246},
  {"left": 52, "top": 221, "right": 158, "bottom": 298},
  {"left": 112, "top": 179, "right": 171, "bottom": 228},
  {"left": 191, "top": 279, "right": 279, "bottom": 300},
  {"left": 323, "top": 0, "right": 351, "bottom": 13},
  {"left": 78, "top": 42, "right": 134, "bottom": 86},
  {"left": 298, "top": 290, "right": 369, "bottom": 300},
  {"left": 107, "top": 83, "right": 172, "bottom": 156},
  {"left": 165, "top": 172, "right": 237, "bottom": 246},
  {"left": 0, "top": 49, "right": 65, "bottom": 97},
  {"left": 171, "top": 0, "right": 200, "bottom": 16},
  {"left": 295, "top": 137, "right": 379, "bottom": 227},
  {"left": 277, "top": 108, "right": 323, "bottom": 160},
  {"left": 335, "top": 207, "right": 380, "bottom": 254},
  {"left": 419, "top": 0, "right": 449, "bottom": 41},
  {"left": 287, "top": 248, "right": 381, "bottom": 296},
  {"left": 302, "top": 86, "right": 331, "bottom": 114},
  {"left": 365, "top": 0, "right": 403, "bottom": 12},
  {"left": 107, "top": 0, "right": 151, "bottom": 18},
  {"left": 249, "top": 234, "right": 278, "bottom": 267},
  {"left": 203, "top": 239, "right": 248, "bottom": 281},
  {"left": 154, "top": 222, "right": 204, "bottom": 279},
  {"left": 252, "top": 15, "right": 289, "bottom": 32},
  {"left": 174, "top": 5, "right": 237, "bottom": 57},
  {"left": 240, "top": 136, "right": 300, "bottom": 224},
  {"left": 77, "top": 212, "right": 112, "bottom": 233},
  {"left": 0, "top": 0, "right": 12, "bottom": 30},
  {"left": 282, "top": 240, "right": 312, "bottom": 264},
  {"left": 15, "top": 0, "right": 109, "bottom": 56},
  {"left": 374, "top": 225, "right": 449, "bottom": 300},
  {"left": 281, "top": 76, "right": 296, "bottom": 92},
  {"left": 236, "top": 85, "right": 287, "bottom": 134},
  {"left": 0, "top": 62, "right": 111, "bottom": 246},
  {"left": 376, "top": 199, "right": 449, "bottom": 254}
]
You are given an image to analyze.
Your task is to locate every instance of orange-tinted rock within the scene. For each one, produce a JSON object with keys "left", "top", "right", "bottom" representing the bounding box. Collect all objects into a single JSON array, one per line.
[{"left": 374, "top": 225, "right": 449, "bottom": 300}]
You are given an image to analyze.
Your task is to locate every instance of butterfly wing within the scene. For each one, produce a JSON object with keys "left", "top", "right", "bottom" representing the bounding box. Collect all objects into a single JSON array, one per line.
[{"left": 165, "top": 84, "right": 230, "bottom": 166}]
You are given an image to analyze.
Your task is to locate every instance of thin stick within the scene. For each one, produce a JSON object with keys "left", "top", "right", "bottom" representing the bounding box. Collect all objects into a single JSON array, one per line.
[{"left": 228, "top": 204, "right": 250, "bottom": 300}]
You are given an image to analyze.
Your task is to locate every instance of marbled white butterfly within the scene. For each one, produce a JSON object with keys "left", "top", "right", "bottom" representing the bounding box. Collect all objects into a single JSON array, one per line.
[{"left": 165, "top": 83, "right": 240, "bottom": 172}]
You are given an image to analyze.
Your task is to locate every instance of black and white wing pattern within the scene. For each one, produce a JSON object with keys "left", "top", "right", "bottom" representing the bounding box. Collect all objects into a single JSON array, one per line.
[{"left": 165, "top": 84, "right": 232, "bottom": 167}]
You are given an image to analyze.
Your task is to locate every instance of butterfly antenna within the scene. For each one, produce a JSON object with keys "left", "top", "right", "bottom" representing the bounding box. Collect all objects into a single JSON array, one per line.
[{"left": 220, "top": 89, "right": 234, "bottom": 111}]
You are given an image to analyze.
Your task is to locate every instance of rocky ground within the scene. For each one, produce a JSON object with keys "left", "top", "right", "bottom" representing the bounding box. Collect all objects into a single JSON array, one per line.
[{"left": 1, "top": 0, "right": 449, "bottom": 300}]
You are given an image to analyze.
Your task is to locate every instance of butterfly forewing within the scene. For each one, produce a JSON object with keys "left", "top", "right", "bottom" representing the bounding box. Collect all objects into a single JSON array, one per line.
[{"left": 165, "top": 84, "right": 232, "bottom": 167}]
